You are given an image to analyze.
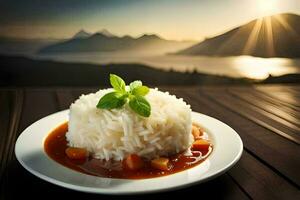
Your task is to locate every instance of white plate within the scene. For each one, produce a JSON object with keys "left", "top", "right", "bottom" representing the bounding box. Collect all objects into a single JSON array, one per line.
[{"left": 15, "top": 110, "right": 243, "bottom": 195}]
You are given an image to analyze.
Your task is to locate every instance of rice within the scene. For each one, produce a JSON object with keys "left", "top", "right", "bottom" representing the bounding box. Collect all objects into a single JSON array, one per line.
[{"left": 66, "top": 88, "right": 193, "bottom": 161}]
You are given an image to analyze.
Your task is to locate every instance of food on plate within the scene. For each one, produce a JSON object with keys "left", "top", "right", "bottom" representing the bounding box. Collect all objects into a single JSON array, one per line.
[
  {"left": 123, "top": 154, "right": 144, "bottom": 170},
  {"left": 65, "top": 147, "right": 88, "bottom": 160},
  {"left": 151, "top": 157, "right": 170, "bottom": 171},
  {"left": 44, "top": 74, "right": 212, "bottom": 179},
  {"left": 192, "top": 139, "right": 211, "bottom": 151}
]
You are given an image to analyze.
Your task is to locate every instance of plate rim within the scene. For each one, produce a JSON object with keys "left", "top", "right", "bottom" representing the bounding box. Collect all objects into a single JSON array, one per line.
[{"left": 15, "top": 110, "right": 243, "bottom": 195}]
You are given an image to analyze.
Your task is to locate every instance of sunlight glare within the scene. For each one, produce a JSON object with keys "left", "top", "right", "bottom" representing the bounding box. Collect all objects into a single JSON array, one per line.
[
  {"left": 257, "top": 0, "right": 280, "bottom": 16},
  {"left": 274, "top": 15, "right": 298, "bottom": 36},
  {"left": 233, "top": 56, "right": 295, "bottom": 79},
  {"left": 243, "top": 18, "right": 263, "bottom": 54},
  {"left": 265, "top": 17, "right": 275, "bottom": 56}
]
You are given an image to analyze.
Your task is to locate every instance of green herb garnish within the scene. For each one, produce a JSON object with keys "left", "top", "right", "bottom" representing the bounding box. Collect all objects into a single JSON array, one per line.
[{"left": 97, "top": 74, "right": 151, "bottom": 117}]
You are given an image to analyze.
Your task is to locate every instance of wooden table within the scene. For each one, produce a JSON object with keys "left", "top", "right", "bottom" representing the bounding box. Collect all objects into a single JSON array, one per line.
[{"left": 1, "top": 85, "right": 299, "bottom": 199}]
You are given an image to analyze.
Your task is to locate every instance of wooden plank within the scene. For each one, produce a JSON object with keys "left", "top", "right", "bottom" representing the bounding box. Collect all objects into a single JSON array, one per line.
[
  {"left": 71, "top": 88, "right": 98, "bottom": 100},
  {"left": 286, "top": 85, "right": 300, "bottom": 92},
  {"left": 249, "top": 87, "right": 300, "bottom": 112},
  {"left": 1, "top": 89, "right": 60, "bottom": 198},
  {"left": 172, "top": 88, "right": 300, "bottom": 187},
  {"left": 0, "top": 90, "right": 23, "bottom": 182},
  {"left": 229, "top": 88, "right": 300, "bottom": 126},
  {"left": 55, "top": 90, "right": 75, "bottom": 110},
  {"left": 202, "top": 88, "right": 300, "bottom": 144},
  {"left": 256, "top": 85, "right": 300, "bottom": 108},
  {"left": 0, "top": 90, "right": 23, "bottom": 200},
  {"left": 258, "top": 85, "right": 300, "bottom": 94},
  {"left": 231, "top": 87, "right": 300, "bottom": 117},
  {"left": 229, "top": 151, "right": 300, "bottom": 199},
  {"left": 273, "top": 85, "right": 300, "bottom": 94},
  {"left": 0, "top": 90, "right": 11, "bottom": 182},
  {"left": 16, "top": 90, "right": 57, "bottom": 132}
]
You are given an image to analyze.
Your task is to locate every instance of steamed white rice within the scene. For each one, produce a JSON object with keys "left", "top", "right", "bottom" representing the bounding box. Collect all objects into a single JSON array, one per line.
[{"left": 66, "top": 88, "right": 193, "bottom": 161}]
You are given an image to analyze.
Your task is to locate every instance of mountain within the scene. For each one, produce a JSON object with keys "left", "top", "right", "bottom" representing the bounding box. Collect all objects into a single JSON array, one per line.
[
  {"left": 0, "top": 37, "right": 62, "bottom": 55},
  {"left": 38, "top": 31, "right": 195, "bottom": 54},
  {"left": 98, "top": 29, "right": 115, "bottom": 37},
  {"left": 73, "top": 29, "right": 114, "bottom": 39},
  {"left": 176, "top": 13, "right": 300, "bottom": 58},
  {"left": 72, "top": 29, "right": 91, "bottom": 38}
]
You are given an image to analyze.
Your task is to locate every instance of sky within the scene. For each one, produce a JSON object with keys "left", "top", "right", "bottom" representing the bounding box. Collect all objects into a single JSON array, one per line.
[{"left": 0, "top": 0, "right": 300, "bottom": 41}]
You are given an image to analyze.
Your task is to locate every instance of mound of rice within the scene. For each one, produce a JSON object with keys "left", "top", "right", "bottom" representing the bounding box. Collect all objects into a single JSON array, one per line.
[{"left": 66, "top": 88, "right": 193, "bottom": 161}]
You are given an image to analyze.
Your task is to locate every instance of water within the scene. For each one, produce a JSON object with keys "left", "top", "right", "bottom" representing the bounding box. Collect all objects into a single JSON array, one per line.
[{"left": 34, "top": 51, "right": 300, "bottom": 79}]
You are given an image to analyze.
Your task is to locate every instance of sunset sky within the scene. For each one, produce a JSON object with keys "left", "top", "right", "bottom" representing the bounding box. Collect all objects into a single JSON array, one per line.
[{"left": 1, "top": 0, "right": 300, "bottom": 40}]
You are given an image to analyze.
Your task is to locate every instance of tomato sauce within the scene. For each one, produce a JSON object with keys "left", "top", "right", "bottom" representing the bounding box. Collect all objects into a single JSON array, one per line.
[{"left": 44, "top": 122, "right": 212, "bottom": 179}]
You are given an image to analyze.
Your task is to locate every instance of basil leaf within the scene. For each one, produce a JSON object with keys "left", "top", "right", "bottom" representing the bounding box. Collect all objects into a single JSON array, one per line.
[
  {"left": 129, "top": 95, "right": 151, "bottom": 117},
  {"left": 97, "top": 74, "right": 152, "bottom": 117},
  {"left": 129, "top": 80, "right": 142, "bottom": 91},
  {"left": 97, "top": 92, "right": 126, "bottom": 109},
  {"left": 110, "top": 74, "right": 126, "bottom": 92},
  {"left": 131, "top": 86, "right": 149, "bottom": 96}
]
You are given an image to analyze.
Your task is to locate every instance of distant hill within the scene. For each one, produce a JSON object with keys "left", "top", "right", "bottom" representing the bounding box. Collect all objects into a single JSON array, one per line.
[
  {"left": 176, "top": 13, "right": 300, "bottom": 58},
  {"left": 38, "top": 32, "right": 195, "bottom": 54},
  {"left": 261, "top": 73, "right": 300, "bottom": 83},
  {"left": 72, "top": 29, "right": 114, "bottom": 39},
  {"left": 1, "top": 55, "right": 298, "bottom": 86},
  {"left": 72, "top": 30, "right": 91, "bottom": 39},
  {"left": 0, "top": 37, "right": 62, "bottom": 55},
  {"left": 0, "top": 55, "right": 251, "bottom": 87},
  {"left": 97, "top": 29, "right": 115, "bottom": 37}
]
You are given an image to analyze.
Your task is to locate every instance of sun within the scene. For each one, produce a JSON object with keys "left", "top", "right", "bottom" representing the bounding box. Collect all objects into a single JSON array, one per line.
[{"left": 256, "top": 0, "right": 280, "bottom": 16}]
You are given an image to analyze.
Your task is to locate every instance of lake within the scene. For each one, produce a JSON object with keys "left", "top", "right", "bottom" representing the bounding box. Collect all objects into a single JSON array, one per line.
[{"left": 34, "top": 52, "right": 300, "bottom": 79}]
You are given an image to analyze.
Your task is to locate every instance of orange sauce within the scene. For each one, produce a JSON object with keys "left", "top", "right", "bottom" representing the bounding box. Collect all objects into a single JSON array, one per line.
[{"left": 44, "top": 122, "right": 212, "bottom": 179}]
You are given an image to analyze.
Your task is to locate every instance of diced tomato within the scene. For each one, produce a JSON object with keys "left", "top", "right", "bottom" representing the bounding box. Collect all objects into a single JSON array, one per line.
[
  {"left": 151, "top": 157, "right": 170, "bottom": 171},
  {"left": 192, "top": 139, "right": 211, "bottom": 151},
  {"left": 65, "top": 147, "right": 88, "bottom": 159},
  {"left": 123, "top": 154, "right": 144, "bottom": 170}
]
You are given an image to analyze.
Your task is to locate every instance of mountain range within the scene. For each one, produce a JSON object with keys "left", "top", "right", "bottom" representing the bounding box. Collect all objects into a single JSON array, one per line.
[
  {"left": 1, "top": 13, "right": 300, "bottom": 58},
  {"left": 176, "top": 13, "right": 300, "bottom": 58},
  {"left": 38, "top": 30, "right": 195, "bottom": 54},
  {"left": 72, "top": 29, "right": 115, "bottom": 39},
  {"left": 0, "top": 37, "right": 61, "bottom": 55}
]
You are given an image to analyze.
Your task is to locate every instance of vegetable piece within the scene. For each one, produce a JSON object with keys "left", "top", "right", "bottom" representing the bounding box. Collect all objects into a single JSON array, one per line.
[
  {"left": 131, "top": 86, "right": 150, "bottom": 96},
  {"left": 192, "top": 139, "right": 211, "bottom": 151},
  {"left": 97, "top": 74, "right": 151, "bottom": 117},
  {"left": 192, "top": 125, "right": 203, "bottom": 140},
  {"left": 193, "top": 123, "right": 204, "bottom": 135},
  {"left": 129, "top": 80, "right": 142, "bottom": 91},
  {"left": 65, "top": 147, "right": 88, "bottom": 159},
  {"left": 151, "top": 157, "right": 170, "bottom": 171},
  {"left": 110, "top": 74, "right": 126, "bottom": 92},
  {"left": 129, "top": 95, "right": 151, "bottom": 117},
  {"left": 96, "top": 92, "right": 127, "bottom": 109},
  {"left": 123, "top": 154, "right": 144, "bottom": 170}
]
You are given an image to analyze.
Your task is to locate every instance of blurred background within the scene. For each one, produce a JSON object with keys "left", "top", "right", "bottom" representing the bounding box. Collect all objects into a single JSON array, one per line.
[{"left": 0, "top": 0, "right": 300, "bottom": 86}]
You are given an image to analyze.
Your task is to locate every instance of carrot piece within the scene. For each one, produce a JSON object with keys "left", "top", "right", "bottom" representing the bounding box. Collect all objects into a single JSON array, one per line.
[
  {"left": 192, "top": 139, "right": 211, "bottom": 151},
  {"left": 151, "top": 157, "right": 170, "bottom": 171},
  {"left": 192, "top": 125, "right": 201, "bottom": 140},
  {"left": 123, "top": 154, "right": 144, "bottom": 170},
  {"left": 65, "top": 147, "right": 88, "bottom": 159},
  {"left": 192, "top": 124, "right": 204, "bottom": 139}
]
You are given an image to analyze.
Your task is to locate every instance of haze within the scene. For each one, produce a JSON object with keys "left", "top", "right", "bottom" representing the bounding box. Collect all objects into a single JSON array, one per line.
[{"left": 1, "top": 0, "right": 300, "bottom": 41}]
